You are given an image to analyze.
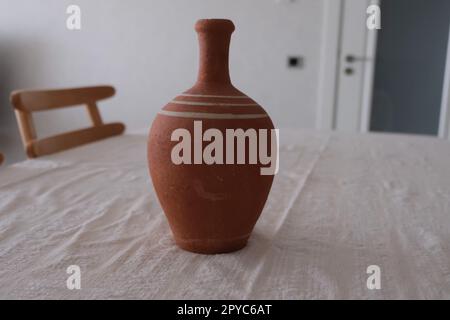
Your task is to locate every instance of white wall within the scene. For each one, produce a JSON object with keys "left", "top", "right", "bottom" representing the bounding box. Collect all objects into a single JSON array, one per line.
[{"left": 0, "top": 0, "right": 327, "bottom": 161}]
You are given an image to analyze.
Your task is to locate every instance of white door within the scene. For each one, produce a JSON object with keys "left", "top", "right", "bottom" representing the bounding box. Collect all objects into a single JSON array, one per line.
[{"left": 334, "top": 0, "right": 379, "bottom": 132}]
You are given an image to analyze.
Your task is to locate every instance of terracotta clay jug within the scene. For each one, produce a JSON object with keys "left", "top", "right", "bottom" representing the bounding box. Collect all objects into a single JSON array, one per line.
[{"left": 148, "top": 19, "right": 276, "bottom": 254}]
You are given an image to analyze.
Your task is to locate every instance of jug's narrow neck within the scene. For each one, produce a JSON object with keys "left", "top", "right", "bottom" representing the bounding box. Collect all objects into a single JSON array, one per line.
[{"left": 195, "top": 19, "right": 234, "bottom": 85}]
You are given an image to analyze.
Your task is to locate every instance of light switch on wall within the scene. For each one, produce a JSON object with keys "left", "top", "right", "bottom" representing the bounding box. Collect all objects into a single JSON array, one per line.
[{"left": 287, "top": 56, "right": 304, "bottom": 69}]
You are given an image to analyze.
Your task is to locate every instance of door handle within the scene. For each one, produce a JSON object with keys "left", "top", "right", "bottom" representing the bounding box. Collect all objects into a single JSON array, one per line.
[{"left": 345, "top": 54, "right": 372, "bottom": 63}]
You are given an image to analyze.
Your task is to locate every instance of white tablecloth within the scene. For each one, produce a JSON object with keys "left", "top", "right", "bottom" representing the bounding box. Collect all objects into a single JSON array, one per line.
[{"left": 1, "top": 129, "right": 450, "bottom": 299}]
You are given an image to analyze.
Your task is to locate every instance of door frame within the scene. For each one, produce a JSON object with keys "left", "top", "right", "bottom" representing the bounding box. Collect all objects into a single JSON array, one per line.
[
  {"left": 359, "top": 0, "right": 380, "bottom": 132},
  {"left": 438, "top": 22, "right": 450, "bottom": 139}
]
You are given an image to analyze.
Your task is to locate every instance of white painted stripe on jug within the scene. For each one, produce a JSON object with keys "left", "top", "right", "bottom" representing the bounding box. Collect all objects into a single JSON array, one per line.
[
  {"left": 170, "top": 100, "right": 258, "bottom": 107},
  {"left": 158, "top": 110, "right": 268, "bottom": 119},
  {"left": 180, "top": 93, "right": 249, "bottom": 99}
]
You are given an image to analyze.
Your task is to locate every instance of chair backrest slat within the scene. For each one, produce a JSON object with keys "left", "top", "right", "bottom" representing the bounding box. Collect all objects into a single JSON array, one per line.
[
  {"left": 28, "top": 123, "right": 125, "bottom": 158},
  {"left": 11, "top": 86, "right": 115, "bottom": 112}
]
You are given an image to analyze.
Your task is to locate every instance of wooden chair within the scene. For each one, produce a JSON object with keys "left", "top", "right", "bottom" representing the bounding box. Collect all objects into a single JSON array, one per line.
[
  {"left": 0, "top": 153, "right": 4, "bottom": 165},
  {"left": 10, "top": 85, "right": 125, "bottom": 158}
]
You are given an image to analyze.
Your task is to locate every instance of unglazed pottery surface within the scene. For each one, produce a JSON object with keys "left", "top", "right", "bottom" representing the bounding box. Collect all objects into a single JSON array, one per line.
[{"left": 148, "top": 19, "right": 275, "bottom": 254}]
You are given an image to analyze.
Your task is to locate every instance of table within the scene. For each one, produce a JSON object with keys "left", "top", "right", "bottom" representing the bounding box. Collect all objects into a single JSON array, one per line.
[{"left": 1, "top": 129, "right": 449, "bottom": 299}]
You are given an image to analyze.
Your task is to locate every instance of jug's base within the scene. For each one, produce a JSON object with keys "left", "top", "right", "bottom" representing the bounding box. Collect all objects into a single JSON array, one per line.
[{"left": 174, "top": 235, "right": 249, "bottom": 254}]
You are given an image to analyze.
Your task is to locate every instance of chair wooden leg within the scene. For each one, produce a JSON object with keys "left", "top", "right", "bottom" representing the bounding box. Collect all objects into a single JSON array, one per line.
[
  {"left": 86, "top": 102, "right": 103, "bottom": 127},
  {"left": 15, "top": 110, "right": 37, "bottom": 157}
]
